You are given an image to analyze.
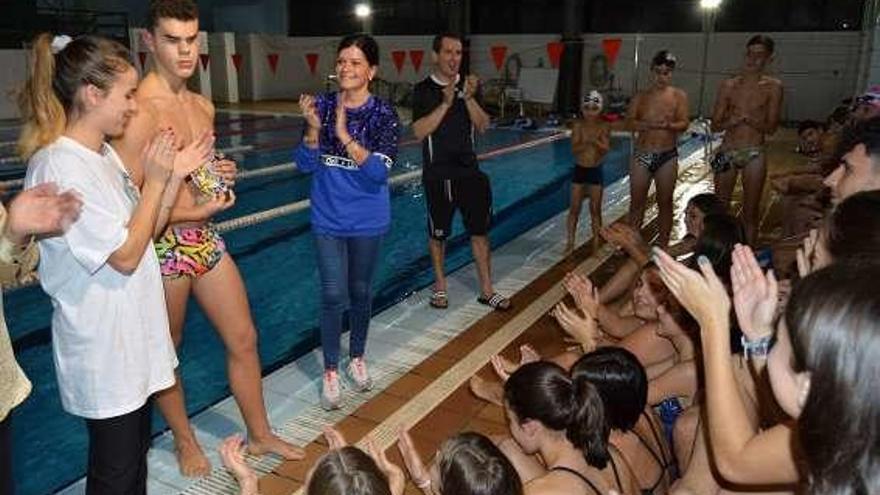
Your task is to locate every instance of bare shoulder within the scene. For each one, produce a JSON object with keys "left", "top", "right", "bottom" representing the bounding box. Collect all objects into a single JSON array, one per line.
[
  {"left": 673, "top": 86, "right": 688, "bottom": 99},
  {"left": 760, "top": 76, "right": 784, "bottom": 91},
  {"left": 719, "top": 77, "right": 738, "bottom": 91},
  {"left": 191, "top": 92, "right": 215, "bottom": 118}
]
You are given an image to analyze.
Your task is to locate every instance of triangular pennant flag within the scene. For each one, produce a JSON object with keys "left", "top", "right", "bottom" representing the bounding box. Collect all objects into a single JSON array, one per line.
[
  {"left": 231, "top": 53, "right": 243, "bottom": 71},
  {"left": 267, "top": 53, "right": 279, "bottom": 74},
  {"left": 409, "top": 50, "right": 424, "bottom": 72},
  {"left": 391, "top": 50, "right": 406, "bottom": 74},
  {"left": 305, "top": 53, "right": 319, "bottom": 75},
  {"left": 199, "top": 53, "right": 210, "bottom": 71},
  {"left": 547, "top": 41, "right": 564, "bottom": 68},
  {"left": 138, "top": 51, "right": 147, "bottom": 70},
  {"left": 490, "top": 45, "right": 507, "bottom": 71},
  {"left": 602, "top": 38, "right": 623, "bottom": 67}
]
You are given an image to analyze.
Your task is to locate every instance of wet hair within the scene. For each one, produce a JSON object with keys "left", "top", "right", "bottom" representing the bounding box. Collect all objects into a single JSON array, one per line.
[
  {"left": 148, "top": 0, "right": 198, "bottom": 32},
  {"left": 570, "top": 348, "right": 647, "bottom": 432},
  {"left": 651, "top": 50, "right": 676, "bottom": 69},
  {"left": 17, "top": 33, "right": 131, "bottom": 159},
  {"left": 433, "top": 32, "right": 464, "bottom": 54},
  {"left": 693, "top": 213, "right": 746, "bottom": 285},
  {"left": 504, "top": 361, "right": 610, "bottom": 468},
  {"left": 785, "top": 263, "right": 880, "bottom": 495},
  {"left": 746, "top": 34, "right": 775, "bottom": 54},
  {"left": 436, "top": 432, "right": 524, "bottom": 495},
  {"left": 306, "top": 446, "right": 391, "bottom": 495},
  {"left": 826, "top": 190, "right": 880, "bottom": 264},
  {"left": 687, "top": 193, "right": 727, "bottom": 217},
  {"left": 838, "top": 116, "right": 880, "bottom": 170},
  {"left": 798, "top": 120, "right": 825, "bottom": 135},
  {"left": 338, "top": 34, "right": 379, "bottom": 67}
]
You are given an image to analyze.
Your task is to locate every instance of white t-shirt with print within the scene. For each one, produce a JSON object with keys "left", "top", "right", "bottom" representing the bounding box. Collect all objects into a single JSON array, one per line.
[{"left": 24, "top": 136, "right": 177, "bottom": 420}]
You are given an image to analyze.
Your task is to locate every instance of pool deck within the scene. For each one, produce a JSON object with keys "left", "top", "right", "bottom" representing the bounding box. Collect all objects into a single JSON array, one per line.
[{"left": 56, "top": 125, "right": 803, "bottom": 495}]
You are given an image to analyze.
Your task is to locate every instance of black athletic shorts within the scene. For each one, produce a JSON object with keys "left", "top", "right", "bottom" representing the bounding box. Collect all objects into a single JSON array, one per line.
[{"left": 424, "top": 172, "right": 493, "bottom": 240}]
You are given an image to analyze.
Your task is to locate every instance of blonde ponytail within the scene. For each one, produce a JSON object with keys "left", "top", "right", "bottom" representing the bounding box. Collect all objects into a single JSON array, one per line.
[{"left": 17, "top": 33, "right": 66, "bottom": 160}]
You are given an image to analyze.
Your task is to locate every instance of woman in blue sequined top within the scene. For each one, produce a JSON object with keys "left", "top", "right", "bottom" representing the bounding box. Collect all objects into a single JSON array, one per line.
[{"left": 294, "top": 34, "right": 400, "bottom": 410}]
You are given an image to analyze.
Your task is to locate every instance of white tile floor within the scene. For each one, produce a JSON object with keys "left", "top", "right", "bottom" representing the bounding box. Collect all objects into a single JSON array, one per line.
[{"left": 55, "top": 142, "right": 713, "bottom": 494}]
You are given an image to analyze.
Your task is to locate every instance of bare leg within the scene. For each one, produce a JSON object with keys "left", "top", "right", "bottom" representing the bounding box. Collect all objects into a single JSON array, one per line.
[
  {"left": 566, "top": 183, "right": 586, "bottom": 252},
  {"left": 154, "top": 276, "right": 212, "bottom": 477},
  {"left": 598, "top": 259, "right": 640, "bottom": 304},
  {"left": 628, "top": 161, "right": 653, "bottom": 233},
  {"left": 713, "top": 167, "right": 738, "bottom": 209},
  {"left": 192, "top": 255, "right": 304, "bottom": 460},
  {"left": 429, "top": 238, "right": 447, "bottom": 292},
  {"left": 653, "top": 159, "right": 679, "bottom": 247},
  {"left": 587, "top": 183, "right": 604, "bottom": 250},
  {"left": 740, "top": 155, "right": 767, "bottom": 246},
  {"left": 471, "top": 235, "right": 495, "bottom": 298}
]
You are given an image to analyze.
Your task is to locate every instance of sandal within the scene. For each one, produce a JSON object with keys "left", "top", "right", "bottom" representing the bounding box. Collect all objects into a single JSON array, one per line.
[
  {"left": 430, "top": 289, "right": 449, "bottom": 309},
  {"left": 477, "top": 292, "right": 512, "bottom": 311}
]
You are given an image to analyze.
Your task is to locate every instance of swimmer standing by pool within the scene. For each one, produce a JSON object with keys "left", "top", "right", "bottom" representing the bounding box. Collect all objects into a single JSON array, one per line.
[
  {"left": 567, "top": 90, "right": 611, "bottom": 253},
  {"left": 114, "top": 0, "right": 304, "bottom": 477},
  {"left": 625, "top": 50, "right": 689, "bottom": 247}
]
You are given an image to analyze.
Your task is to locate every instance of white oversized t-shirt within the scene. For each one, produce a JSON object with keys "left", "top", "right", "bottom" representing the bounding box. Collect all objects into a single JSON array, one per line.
[{"left": 24, "top": 136, "right": 177, "bottom": 420}]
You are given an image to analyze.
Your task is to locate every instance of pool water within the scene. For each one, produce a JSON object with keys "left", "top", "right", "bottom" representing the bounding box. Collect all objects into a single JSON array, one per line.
[{"left": 4, "top": 115, "right": 642, "bottom": 494}]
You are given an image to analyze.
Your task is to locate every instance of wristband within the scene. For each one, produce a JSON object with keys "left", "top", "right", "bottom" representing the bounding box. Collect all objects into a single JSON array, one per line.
[
  {"left": 344, "top": 138, "right": 355, "bottom": 148},
  {"left": 741, "top": 334, "right": 774, "bottom": 360}
]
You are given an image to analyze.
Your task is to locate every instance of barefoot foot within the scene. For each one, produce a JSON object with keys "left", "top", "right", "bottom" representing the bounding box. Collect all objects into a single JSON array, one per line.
[
  {"left": 248, "top": 433, "right": 305, "bottom": 460},
  {"left": 469, "top": 374, "right": 504, "bottom": 406},
  {"left": 176, "top": 438, "right": 212, "bottom": 478}
]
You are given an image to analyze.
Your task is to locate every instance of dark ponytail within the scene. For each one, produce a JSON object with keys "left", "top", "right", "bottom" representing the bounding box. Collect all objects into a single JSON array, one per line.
[{"left": 504, "top": 362, "right": 611, "bottom": 469}]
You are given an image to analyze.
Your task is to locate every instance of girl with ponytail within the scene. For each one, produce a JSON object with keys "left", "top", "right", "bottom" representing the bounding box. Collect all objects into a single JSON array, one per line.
[
  {"left": 20, "top": 32, "right": 210, "bottom": 493},
  {"left": 500, "top": 361, "right": 639, "bottom": 495}
]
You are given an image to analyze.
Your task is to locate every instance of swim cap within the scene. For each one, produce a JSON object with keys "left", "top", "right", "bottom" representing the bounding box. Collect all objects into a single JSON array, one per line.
[
  {"left": 856, "top": 85, "right": 880, "bottom": 108},
  {"left": 582, "top": 90, "right": 603, "bottom": 109},
  {"left": 652, "top": 50, "right": 677, "bottom": 69}
]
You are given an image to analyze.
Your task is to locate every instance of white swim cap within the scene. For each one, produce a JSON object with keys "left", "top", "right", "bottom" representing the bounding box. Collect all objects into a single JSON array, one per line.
[{"left": 582, "top": 90, "right": 603, "bottom": 109}]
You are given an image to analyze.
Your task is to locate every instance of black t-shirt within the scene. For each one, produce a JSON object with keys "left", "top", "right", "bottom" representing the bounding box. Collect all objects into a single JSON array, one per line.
[{"left": 412, "top": 75, "right": 480, "bottom": 179}]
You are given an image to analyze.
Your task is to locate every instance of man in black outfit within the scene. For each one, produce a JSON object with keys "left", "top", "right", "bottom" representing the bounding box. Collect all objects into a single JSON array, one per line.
[{"left": 412, "top": 33, "right": 510, "bottom": 311}]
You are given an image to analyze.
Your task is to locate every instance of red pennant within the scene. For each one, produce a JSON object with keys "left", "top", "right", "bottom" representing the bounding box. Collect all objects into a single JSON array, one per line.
[
  {"left": 409, "top": 50, "right": 424, "bottom": 73},
  {"left": 305, "top": 53, "right": 319, "bottom": 75},
  {"left": 490, "top": 45, "right": 507, "bottom": 71},
  {"left": 547, "top": 41, "right": 564, "bottom": 68},
  {"left": 138, "top": 51, "right": 147, "bottom": 70},
  {"left": 231, "top": 53, "right": 243, "bottom": 71},
  {"left": 199, "top": 53, "right": 210, "bottom": 71},
  {"left": 391, "top": 50, "right": 406, "bottom": 74},
  {"left": 267, "top": 53, "right": 279, "bottom": 74},
  {"left": 602, "top": 38, "right": 623, "bottom": 67}
]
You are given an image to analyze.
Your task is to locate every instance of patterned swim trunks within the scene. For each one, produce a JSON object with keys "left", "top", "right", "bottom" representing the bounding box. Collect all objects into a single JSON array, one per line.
[
  {"left": 635, "top": 148, "right": 678, "bottom": 174},
  {"left": 710, "top": 146, "right": 764, "bottom": 173},
  {"left": 155, "top": 224, "right": 226, "bottom": 278}
]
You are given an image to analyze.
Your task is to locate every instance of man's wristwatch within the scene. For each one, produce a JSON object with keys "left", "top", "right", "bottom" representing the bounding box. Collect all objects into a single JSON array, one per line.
[{"left": 741, "top": 334, "right": 774, "bottom": 360}]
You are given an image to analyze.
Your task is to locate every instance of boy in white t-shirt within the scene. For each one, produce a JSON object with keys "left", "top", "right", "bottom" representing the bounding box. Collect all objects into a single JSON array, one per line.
[{"left": 19, "top": 33, "right": 210, "bottom": 493}]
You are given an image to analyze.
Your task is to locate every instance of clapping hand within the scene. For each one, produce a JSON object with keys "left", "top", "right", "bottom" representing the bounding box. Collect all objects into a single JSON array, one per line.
[
  {"left": 796, "top": 229, "right": 825, "bottom": 277},
  {"left": 551, "top": 301, "right": 599, "bottom": 352},
  {"left": 653, "top": 247, "right": 730, "bottom": 330},
  {"left": 563, "top": 272, "right": 600, "bottom": 317},
  {"left": 172, "top": 130, "right": 215, "bottom": 179},
  {"left": 6, "top": 183, "right": 82, "bottom": 243},
  {"left": 299, "top": 94, "right": 321, "bottom": 130},
  {"left": 141, "top": 129, "right": 176, "bottom": 187},
  {"left": 365, "top": 437, "right": 405, "bottom": 495},
  {"left": 731, "top": 244, "right": 777, "bottom": 341},
  {"left": 464, "top": 75, "right": 479, "bottom": 100}
]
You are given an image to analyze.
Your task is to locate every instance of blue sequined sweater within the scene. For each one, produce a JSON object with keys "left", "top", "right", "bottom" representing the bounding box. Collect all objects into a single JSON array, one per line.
[{"left": 294, "top": 93, "right": 400, "bottom": 237}]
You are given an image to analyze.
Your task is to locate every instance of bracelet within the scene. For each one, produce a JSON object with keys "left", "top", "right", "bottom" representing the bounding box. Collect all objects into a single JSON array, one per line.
[
  {"left": 741, "top": 335, "right": 774, "bottom": 360},
  {"left": 343, "top": 138, "right": 355, "bottom": 148}
]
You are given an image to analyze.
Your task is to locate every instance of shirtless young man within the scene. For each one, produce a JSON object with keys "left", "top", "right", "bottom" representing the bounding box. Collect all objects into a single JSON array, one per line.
[
  {"left": 113, "top": 0, "right": 303, "bottom": 477},
  {"left": 710, "top": 35, "right": 783, "bottom": 245},
  {"left": 626, "top": 50, "right": 690, "bottom": 247}
]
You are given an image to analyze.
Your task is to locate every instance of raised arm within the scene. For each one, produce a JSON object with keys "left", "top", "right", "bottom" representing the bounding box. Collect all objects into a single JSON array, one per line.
[
  {"left": 411, "top": 82, "right": 454, "bottom": 141},
  {"left": 463, "top": 75, "right": 490, "bottom": 134}
]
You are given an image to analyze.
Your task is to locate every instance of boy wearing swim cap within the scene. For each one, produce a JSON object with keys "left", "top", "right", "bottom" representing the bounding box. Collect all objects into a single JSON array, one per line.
[
  {"left": 567, "top": 90, "right": 611, "bottom": 252},
  {"left": 625, "top": 50, "right": 690, "bottom": 247}
]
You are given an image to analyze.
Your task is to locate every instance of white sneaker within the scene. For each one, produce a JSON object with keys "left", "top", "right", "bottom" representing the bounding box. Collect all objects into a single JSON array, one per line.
[
  {"left": 321, "top": 369, "right": 341, "bottom": 410},
  {"left": 347, "top": 357, "right": 373, "bottom": 392}
]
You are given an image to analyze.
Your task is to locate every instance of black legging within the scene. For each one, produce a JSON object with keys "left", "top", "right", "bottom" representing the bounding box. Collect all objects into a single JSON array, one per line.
[{"left": 0, "top": 415, "right": 13, "bottom": 495}]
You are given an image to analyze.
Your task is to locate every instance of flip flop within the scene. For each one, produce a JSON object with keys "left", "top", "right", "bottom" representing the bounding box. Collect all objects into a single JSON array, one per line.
[
  {"left": 477, "top": 292, "right": 511, "bottom": 311},
  {"left": 430, "top": 289, "right": 449, "bottom": 309}
]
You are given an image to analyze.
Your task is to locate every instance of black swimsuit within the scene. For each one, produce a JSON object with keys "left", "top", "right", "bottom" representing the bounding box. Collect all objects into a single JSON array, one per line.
[
  {"left": 633, "top": 411, "right": 672, "bottom": 494},
  {"left": 549, "top": 466, "right": 603, "bottom": 495}
]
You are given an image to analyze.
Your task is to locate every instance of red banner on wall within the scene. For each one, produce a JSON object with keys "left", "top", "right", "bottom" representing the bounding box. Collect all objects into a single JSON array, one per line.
[
  {"left": 199, "top": 53, "right": 210, "bottom": 71},
  {"left": 409, "top": 50, "right": 424, "bottom": 73},
  {"left": 547, "top": 41, "right": 564, "bottom": 68},
  {"left": 602, "top": 38, "right": 623, "bottom": 67},
  {"left": 138, "top": 51, "right": 147, "bottom": 70},
  {"left": 231, "top": 53, "right": 243, "bottom": 71},
  {"left": 305, "top": 53, "right": 319, "bottom": 75},
  {"left": 267, "top": 53, "right": 280, "bottom": 74},
  {"left": 490, "top": 45, "right": 507, "bottom": 72},
  {"left": 391, "top": 50, "right": 406, "bottom": 74}
]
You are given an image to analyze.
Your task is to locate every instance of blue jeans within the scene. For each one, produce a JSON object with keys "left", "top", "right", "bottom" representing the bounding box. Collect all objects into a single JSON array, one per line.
[{"left": 314, "top": 233, "right": 382, "bottom": 370}]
